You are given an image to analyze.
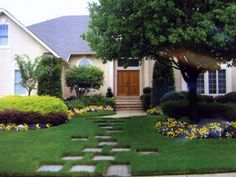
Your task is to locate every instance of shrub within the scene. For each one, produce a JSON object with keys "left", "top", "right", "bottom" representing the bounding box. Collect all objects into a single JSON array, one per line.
[
  {"left": 65, "top": 94, "right": 115, "bottom": 110},
  {"left": 161, "top": 100, "right": 236, "bottom": 122},
  {"left": 181, "top": 91, "right": 215, "bottom": 103},
  {"left": 65, "top": 99, "right": 85, "bottom": 109},
  {"left": 160, "top": 91, "right": 185, "bottom": 104},
  {"left": 0, "top": 96, "right": 68, "bottom": 114},
  {"left": 143, "top": 87, "right": 152, "bottom": 94},
  {"left": 36, "top": 55, "right": 63, "bottom": 98},
  {"left": 161, "top": 100, "right": 189, "bottom": 118},
  {"left": 140, "top": 94, "right": 151, "bottom": 111},
  {"left": 215, "top": 92, "right": 236, "bottom": 104},
  {"left": 0, "top": 110, "right": 67, "bottom": 125},
  {"left": 151, "top": 60, "right": 175, "bottom": 106},
  {"left": 66, "top": 66, "right": 104, "bottom": 98},
  {"left": 140, "top": 87, "right": 152, "bottom": 110},
  {"left": 106, "top": 87, "right": 114, "bottom": 98}
]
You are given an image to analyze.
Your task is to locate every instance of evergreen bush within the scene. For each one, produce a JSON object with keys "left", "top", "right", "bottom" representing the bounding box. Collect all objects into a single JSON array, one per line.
[
  {"left": 151, "top": 60, "right": 175, "bottom": 106},
  {"left": 36, "top": 55, "right": 62, "bottom": 98}
]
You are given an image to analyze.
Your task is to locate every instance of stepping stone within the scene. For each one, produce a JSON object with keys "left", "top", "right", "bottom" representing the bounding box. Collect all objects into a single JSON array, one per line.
[
  {"left": 71, "top": 138, "right": 88, "bottom": 141},
  {"left": 100, "top": 126, "right": 113, "bottom": 129},
  {"left": 61, "top": 156, "right": 83, "bottom": 161},
  {"left": 107, "top": 129, "right": 123, "bottom": 133},
  {"left": 111, "top": 148, "right": 131, "bottom": 152},
  {"left": 95, "top": 135, "right": 112, "bottom": 139},
  {"left": 37, "top": 165, "right": 63, "bottom": 172},
  {"left": 82, "top": 148, "right": 102, "bottom": 152},
  {"left": 98, "top": 141, "right": 118, "bottom": 146},
  {"left": 106, "top": 165, "right": 131, "bottom": 176},
  {"left": 137, "top": 150, "right": 159, "bottom": 155},
  {"left": 92, "top": 155, "right": 115, "bottom": 161},
  {"left": 70, "top": 165, "right": 96, "bottom": 173}
]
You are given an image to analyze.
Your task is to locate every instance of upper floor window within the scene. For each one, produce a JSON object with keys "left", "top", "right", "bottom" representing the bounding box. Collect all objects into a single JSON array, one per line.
[
  {"left": 0, "top": 24, "right": 8, "bottom": 46},
  {"left": 78, "top": 58, "right": 93, "bottom": 66}
]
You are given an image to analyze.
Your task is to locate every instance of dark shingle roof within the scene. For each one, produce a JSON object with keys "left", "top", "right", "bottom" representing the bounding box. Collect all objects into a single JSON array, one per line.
[{"left": 28, "top": 16, "right": 93, "bottom": 61}]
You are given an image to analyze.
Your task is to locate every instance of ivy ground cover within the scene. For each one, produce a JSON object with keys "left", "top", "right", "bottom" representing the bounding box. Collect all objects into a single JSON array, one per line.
[{"left": 1, "top": 116, "right": 236, "bottom": 176}]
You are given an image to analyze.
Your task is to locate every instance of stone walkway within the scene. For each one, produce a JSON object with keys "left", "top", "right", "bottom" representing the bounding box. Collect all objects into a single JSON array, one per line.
[
  {"left": 36, "top": 115, "right": 236, "bottom": 177},
  {"left": 102, "top": 110, "right": 147, "bottom": 118},
  {"left": 138, "top": 173, "right": 236, "bottom": 177}
]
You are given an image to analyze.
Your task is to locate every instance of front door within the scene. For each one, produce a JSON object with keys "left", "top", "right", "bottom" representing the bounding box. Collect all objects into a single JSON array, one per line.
[{"left": 117, "top": 70, "right": 140, "bottom": 96}]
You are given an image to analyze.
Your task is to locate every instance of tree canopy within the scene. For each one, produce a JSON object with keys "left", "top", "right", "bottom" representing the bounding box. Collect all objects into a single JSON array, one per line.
[
  {"left": 84, "top": 0, "right": 236, "bottom": 122},
  {"left": 85, "top": 0, "right": 236, "bottom": 68}
]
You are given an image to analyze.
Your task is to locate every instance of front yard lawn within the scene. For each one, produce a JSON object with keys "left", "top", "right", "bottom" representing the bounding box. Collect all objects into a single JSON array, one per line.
[{"left": 0, "top": 116, "right": 236, "bottom": 176}]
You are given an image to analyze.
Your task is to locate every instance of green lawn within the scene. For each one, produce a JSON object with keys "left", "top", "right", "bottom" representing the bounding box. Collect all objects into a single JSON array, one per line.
[{"left": 0, "top": 116, "right": 236, "bottom": 176}]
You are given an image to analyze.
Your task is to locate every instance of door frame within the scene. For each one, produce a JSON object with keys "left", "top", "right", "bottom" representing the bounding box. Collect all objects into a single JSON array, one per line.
[{"left": 114, "top": 61, "right": 142, "bottom": 98}]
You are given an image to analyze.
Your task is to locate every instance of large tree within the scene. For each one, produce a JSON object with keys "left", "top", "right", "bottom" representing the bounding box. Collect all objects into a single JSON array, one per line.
[{"left": 84, "top": 0, "right": 236, "bottom": 122}]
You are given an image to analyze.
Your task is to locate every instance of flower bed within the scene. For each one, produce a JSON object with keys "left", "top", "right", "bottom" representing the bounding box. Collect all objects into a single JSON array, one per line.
[
  {"left": 156, "top": 118, "right": 236, "bottom": 140},
  {"left": 68, "top": 105, "right": 114, "bottom": 118},
  {"left": 0, "top": 123, "right": 51, "bottom": 131},
  {"left": 147, "top": 107, "right": 163, "bottom": 115}
]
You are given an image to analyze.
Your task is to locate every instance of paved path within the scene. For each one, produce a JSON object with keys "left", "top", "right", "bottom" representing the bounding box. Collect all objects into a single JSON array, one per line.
[
  {"left": 102, "top": 110, "right": 147, "bottom": 118},
  {"left": 138, "top": 172, "right": 236, "bottom": 177}
]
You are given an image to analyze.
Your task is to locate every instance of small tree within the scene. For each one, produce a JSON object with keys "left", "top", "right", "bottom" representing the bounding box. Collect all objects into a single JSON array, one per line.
[
  {"left": 36, "top": 55, "right": 63, "bottom": 98},
  {"left": 151, "top": 60, "right": 175, "bottom": 106},
  {"left": 15, "top": 55, "right": 38, "bottom": 96},
  {"left": 66, "top": 66, "right": 104, "bottom": 98}
]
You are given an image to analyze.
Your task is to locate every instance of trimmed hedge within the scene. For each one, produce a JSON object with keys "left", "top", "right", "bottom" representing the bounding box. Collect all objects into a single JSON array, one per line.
[
  {"left": 0, "top": 110, "right": 67, "bottom": 125},
  {"left": 0, "top": 96, "right": 67, "bottom": 114},
  {"left": 160, "top": 91, "right": 185, "bottom": 104},
  {"left": 161, "top": 100, "right": 236, "bottom": 121},
  {"left": 215, "top": 92, "right": 236, "bottom": 104}
]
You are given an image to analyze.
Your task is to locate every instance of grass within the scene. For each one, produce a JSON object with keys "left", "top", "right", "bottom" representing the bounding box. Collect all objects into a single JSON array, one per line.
[
  {"left": 79, "top": 111, "right": 116, "bottom": 117},
  {"left": 0, "top": 115, "right": 236, "bottom": 176}
]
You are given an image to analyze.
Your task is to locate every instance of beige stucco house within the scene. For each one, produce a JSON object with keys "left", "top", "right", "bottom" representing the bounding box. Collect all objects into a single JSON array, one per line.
[{"left": 0, "top": 8, "right": 235, "bottom": 103}]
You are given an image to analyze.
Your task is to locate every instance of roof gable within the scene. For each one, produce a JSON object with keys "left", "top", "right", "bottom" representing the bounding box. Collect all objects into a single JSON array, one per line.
[
  {"left": 28, "top": 16, "right": 94, "bottom": 61},
  {"left": 0, "top": 8, "right": 60, "bottom": 58}
]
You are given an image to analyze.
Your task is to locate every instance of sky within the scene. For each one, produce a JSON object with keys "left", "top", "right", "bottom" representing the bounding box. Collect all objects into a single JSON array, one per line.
[{"left": 0, "top": 0, "right": 99, "bottom": 26}]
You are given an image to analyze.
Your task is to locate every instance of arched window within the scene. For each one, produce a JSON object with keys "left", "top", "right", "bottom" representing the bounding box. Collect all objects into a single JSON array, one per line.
[{"left": 77, "top": 58, "right": 93, "bottom": 66}]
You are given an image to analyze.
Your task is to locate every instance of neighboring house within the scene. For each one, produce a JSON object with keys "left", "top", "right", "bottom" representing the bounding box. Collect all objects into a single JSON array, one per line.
[{"left": 0, "top": 8, "right": 235, "bottom": 100}]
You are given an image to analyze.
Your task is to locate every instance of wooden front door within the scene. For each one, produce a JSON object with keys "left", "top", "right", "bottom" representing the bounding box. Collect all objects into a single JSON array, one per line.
[{"left": 117, "top": 70, "right": 140, "bottom": 96}]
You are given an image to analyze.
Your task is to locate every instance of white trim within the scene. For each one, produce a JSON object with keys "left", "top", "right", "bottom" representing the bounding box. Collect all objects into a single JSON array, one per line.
[
  {"left": 67, "top": 52, "right": 96, "bottom": 61},
  {"left": 0, "top": 8, "right": 60, "bottom": 58},
  {"left": 108, "top": 61, "right": 114, "bottom": 90},
  {"left": 181, "top": 64, "right": 232, "bottom": 96}
]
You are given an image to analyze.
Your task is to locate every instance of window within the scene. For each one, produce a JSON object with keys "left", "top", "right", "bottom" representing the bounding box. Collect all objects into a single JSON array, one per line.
[
  {"left": 118, "top": 59, "right": 139, "bottom": 67},
  {"left": 14, "top": 70, "right": 26, "bottom": 95},
  {"left": 218, "top": 69, "right": 226, "bottom": 94},
  {"left": 208, "top": 71, "right": 217, "bottom": 94},
  {"left": 197, "top": 73, "right": 204, "bottom": 94},
  {"left": 0, "top": 24, "right": 8, "bottom": 46},
  {"left": 78, "top": 59, "right": 93, "bottom": 66}
]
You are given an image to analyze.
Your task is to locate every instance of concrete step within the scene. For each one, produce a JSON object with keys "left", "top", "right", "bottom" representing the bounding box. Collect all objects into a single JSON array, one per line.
[{"left": 115, "top": 99, "right": 143, "bottom": 110}]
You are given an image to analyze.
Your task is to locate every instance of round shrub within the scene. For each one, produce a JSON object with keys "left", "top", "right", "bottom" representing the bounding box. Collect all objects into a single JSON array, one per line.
[
  {"left": 143, "top": 87, "right": 152, "bottom": 94},
  {"left": 215, "top": 92, "right": 236, "bottom": 104},
  {"left": 161, "top": 100, "right": 189, "bottom": 118},
  {"left": 0, "top": 96, "right": 67, "bottom": 114},
  {"left": 160, "top": 91, "right": 185, "bottom": 104},
  {"left": 161, "top": 100, "right": 236, "bottom": 122}
]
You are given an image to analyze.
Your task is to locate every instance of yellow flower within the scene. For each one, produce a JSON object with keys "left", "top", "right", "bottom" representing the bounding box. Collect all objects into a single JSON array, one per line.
[
  {"left": 46, "top": 123, "right": 51, "bottom": 128},
  {"left": 231, "top": 122, "right": 236, "bottom": 128}
]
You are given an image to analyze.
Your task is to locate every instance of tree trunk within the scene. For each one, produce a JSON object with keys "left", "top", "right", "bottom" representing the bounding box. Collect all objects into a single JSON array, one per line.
[
  {"left": 186, "top": 73, "right": 198, "bottom": 123},
  {"left": 28, "top": 90, "right": 31, "bottom": 96}
]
